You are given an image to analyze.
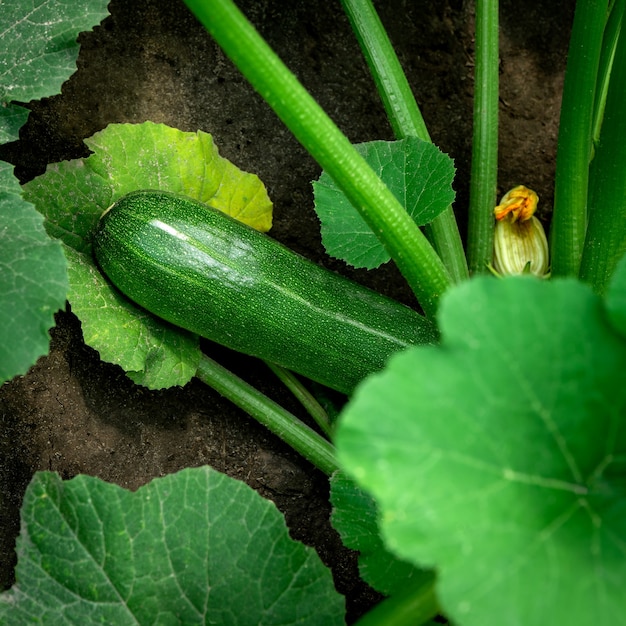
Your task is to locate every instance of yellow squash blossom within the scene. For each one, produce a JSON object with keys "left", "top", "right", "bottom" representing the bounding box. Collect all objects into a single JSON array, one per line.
[{"left": 493, "top": 185, "right": 549, "bottom": 277}]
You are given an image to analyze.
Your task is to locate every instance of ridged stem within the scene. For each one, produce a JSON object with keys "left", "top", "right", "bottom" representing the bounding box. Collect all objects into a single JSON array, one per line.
[
  {"left": 196, "top": 355, "right": 339, "bottom": 476},
  {"left": 340, "top": 0, "right": 429, "bottom": 140},
  {"left": 580, "top": 10, "right": 626, "bottom": 293},
  {"left": 467, "top": 0, "right": 499, "bottom": 274},
  {"left": 183, "top": 0, "right": 452, "bottom": 316},
  {"left": 551, "top": 0, "right": 609, "bottom": 277}
]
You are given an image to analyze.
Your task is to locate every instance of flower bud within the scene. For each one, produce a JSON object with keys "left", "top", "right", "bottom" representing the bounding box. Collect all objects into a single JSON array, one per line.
[
  {"left": 494, "top": 185, "right": 538, "bottom": 222},
  {"left": 492, "top": 186, "right": 549, "bottom": 277},
  {"left": 493, "top": 215, "right": 549, "bottom": 276}
]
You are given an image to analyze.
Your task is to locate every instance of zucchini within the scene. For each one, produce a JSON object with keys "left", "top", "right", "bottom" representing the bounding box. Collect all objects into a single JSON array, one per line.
[{"left": 93, "top": 190, "right": 437, "bottom": 394}]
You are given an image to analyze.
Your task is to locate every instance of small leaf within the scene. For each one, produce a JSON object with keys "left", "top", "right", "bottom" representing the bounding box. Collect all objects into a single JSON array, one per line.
[
  {"left": 313, "top": 138, "right": 455, "bottom": 269},
  {"left": 0, "top": 467, "right": 345, "bottom": 625},
  {"left": 330, "top": 470, "right": 433, "bottom": 597},
  {"left": 23, "top": 122, "right": 273, "bottom": 388},
  {"left": 336, "top": 276, "right": 626, "bottom": 626},
  {"left": 0, "top": 164, "right": 67, "bottom": 384}
]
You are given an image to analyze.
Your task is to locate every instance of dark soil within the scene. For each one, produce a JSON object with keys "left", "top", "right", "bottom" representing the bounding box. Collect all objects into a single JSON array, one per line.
[{"left": 0, "top": 0, "right": 574, "bottom": 622}]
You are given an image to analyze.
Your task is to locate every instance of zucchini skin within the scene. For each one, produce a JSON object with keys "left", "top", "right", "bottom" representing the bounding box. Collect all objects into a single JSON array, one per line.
[{"left": 93, "top": 190, "right": 437, "bottom": 394}]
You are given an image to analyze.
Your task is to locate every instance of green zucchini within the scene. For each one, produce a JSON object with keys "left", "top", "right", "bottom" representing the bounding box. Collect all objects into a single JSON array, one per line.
[{"left": 93, "top": 190, "right": 437, "bottom": 394}]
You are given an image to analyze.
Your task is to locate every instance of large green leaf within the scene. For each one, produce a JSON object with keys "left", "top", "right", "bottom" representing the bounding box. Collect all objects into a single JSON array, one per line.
[
  {"left": 0, "top": 0, "right": 110, "bottom": 141},
  {"left": 24, "top": 122, "right": 273, "bottom": 388},
  {"left": 336, "top": 276, "right": 626, "bottom": 626},
  {"left": 0, "top": 467, "right": 345, "bottom": 625},
  {"left": 313, "top": 138, "right": 455, "bottom": 269},
  {"left": 0, "top": 0, "right": 110, "bottom": 381},
  {"left": 0, "top": 163, "right": 67, "bottom": 383}
]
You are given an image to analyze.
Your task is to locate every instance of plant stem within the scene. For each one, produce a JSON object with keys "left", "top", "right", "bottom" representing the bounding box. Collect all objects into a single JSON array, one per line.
[
  {"left": 551, "top": 0, "right": 609, "bottom": 277},
  {"left": 265, "top": 362, "right": 333, "bottom": 438},
  {"left": 340, "top": 0, "right": 469, "bottom": 284},
  {"left": 196, "top": 355, "right": 339, "bottom": 476},
  {"left": 579, "top": 12, "right": 626, "bottom": 293},
  {"left": 591, "top": 0, "right": 625, "bottom": 147},
  {"left": 340, "top": 0, "right": 429, "bottom": 140},
  {"left": 184, "top": 0, "right": 452, "bottom": 317},
  {"left": 467, "top": 0, "right": 499, "bottom": 274}
]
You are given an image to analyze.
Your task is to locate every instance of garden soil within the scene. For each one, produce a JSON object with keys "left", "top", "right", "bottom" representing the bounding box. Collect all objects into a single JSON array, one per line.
[{"left": 0, "top": 0, "right": 573, "bottom": 621}]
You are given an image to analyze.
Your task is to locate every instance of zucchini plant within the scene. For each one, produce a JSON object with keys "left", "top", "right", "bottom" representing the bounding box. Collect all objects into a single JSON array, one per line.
[{"left": 1, "top": 0, "right": 626, "bottom": 625}]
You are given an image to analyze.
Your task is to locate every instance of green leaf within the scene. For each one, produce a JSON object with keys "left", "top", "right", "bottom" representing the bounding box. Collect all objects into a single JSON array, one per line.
[
  {"left": 64, "top": 246, "right": 200, "bottom": 389},
  {"left": 0, "top": 0, "right": 111, "bottom": 104},
  {"left": 330, "top": 471, "right": 440, "bottom": 626},
  {"left": 0, "top": 161, "right": 20, "bottom": 193},
  {"left": 0, "top": 103, "right": 29, "bottom": 144},
  {"left": 0, "top": 0, "right": 110, "bottom": 142},
  {"left": 312, "top": 138, "right": 455, "bottom": 269},
  {"left": 0, "top": 163, "right": 67, "bottom": 384},
  {"left": 0, "top": 467, "right": 345, "bottom": 625},
  {"left": 336, "top": 276, "right": 626, "bottom": 626},
  {"left": 83, "top": 122, "right": 273, "bottom": 232},
  {"left": 24, "top": 121, "right": 273, "bottom": 250},
  {"left": 24, "top": 157, "right": 112, "bottom": 252},
  {"left": 23, "top": 122, "right": 273, "bottom": 388},
  {"left": 0, "top": 0, "right": 111, "bottom": 380},
  {"left": 330, "top": 471, "right": 433, "bottom": 597}
]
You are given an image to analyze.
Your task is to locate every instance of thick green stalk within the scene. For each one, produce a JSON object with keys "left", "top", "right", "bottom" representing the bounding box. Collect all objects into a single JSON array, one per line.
[
  {"left": 340, "top": 0, "right": 429, "bottom": 139},
  {"left": 579, "top": 16, "right": 626, "bottom": 293},
  {"left": 340, "top": 0, "right": 469, "bottom": 284},
  {"left": 183, "top": 0, "right": 451, "bottom": 316},
  {"left": 196, "top": 355, "right": 339, "bottom": 476},
  {"left": 551, "top": 0, "right": 609, "bottom": 277},
  {"left": 467, "top": 0, "right": 499, "bottom": 274}
]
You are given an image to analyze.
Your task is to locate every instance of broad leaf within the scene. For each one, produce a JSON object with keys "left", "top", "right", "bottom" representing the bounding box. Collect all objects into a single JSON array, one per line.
[
  {"left": 0, "top": 0, "right": 109, "bottom": 381},
  {"left": 24, "top": 122, "right": 273, "bottom": 388},
  {"left": 0, "top": 467, "right": 345, "bottom": 625},
  {"left": 0, "top": 0, "right": 110, "bottom": 141},
  {"left": 313, "top": 138, "right": 455, "bottom": 269},
  {"left": 0, "top": 163, "right": 67, "bottom": 384},
  {"left": 83, "top": 122, "right": 273, "bottom": 232},
  {"left": 336, "top": 276, "right": 626, "bottom": 626},
  {"left": 24, "top": 121, "right": 273, "bottom": 252},
  {"left": 330, "top": 471, "right": 433, "bottom": 597}
]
